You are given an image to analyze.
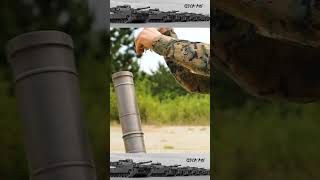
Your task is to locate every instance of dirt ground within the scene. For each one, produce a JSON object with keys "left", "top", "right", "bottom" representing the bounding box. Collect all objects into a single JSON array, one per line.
[{"left": 110, "top": 125, "right": 210, "bottom": 153}]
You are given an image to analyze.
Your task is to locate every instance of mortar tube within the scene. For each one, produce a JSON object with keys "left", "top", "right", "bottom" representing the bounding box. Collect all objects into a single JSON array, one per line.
[
  {"left": 6, "top": 31, "right": 97, "bottom": 180},
  {"left": 112, "top": 71, "right": 146, "bottom": 153}
]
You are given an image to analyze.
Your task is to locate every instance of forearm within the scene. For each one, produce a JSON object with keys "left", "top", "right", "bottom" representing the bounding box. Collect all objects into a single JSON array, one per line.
[
  {"left": 158, "top": 28, "right": 210, "bottom": 93},
  {"left": 166, "top": 60, "right": 210, "bottom": 94},
  {"left": 213, "top": 0, "right": 320, "bottom": 47},
  {"left": 152, "top": 36, "right": 210, "bottom": 76},
  {"left": 212, "top": 10, "right": 320, "bottom": 102}
]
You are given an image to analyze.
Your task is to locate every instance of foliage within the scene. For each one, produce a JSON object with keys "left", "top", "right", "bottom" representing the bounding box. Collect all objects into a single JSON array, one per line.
[
  {"left": 110, "top": 28, "right": 141, "bottom": 78},
  {"left": 213, "top": 70, "right": 320, "bottom": 180},
  {"left": 148, "top": 63, "right": 188, "bottom": 100},
  {"left": 110, "top": 77, "right": 210, "bottom": 125},
  {"left": 110, "top": 28, "right": 210, "bottom": 125}
]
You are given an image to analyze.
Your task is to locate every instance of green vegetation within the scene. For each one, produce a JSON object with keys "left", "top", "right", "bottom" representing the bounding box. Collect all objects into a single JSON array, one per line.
[
  {"left": 163, "top": 145, "right": 175, "bottom": 150},
  {"left": 110, "top": 28, "right": 210, "bottom": 126},
  {"left": 110, "top": 76, "right": 210, "bottom": 125},
  {"left": 213, "top": 71, "right": 320, "bottom": 180}
]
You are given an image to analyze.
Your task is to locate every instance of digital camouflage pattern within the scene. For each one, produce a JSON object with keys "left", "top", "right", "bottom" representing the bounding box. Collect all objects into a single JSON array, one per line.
[
  {"left": 148, "top": 1, "right": 320, "bottom": 102},
  {"left": 212, "top": 6, "right": 320, "bottom": 103},
  {"left": 214, "top": 0, "right": 320, "bottom": 47},
  {"left": 151, "top": 29, "right": 210, "bottom": 93}
]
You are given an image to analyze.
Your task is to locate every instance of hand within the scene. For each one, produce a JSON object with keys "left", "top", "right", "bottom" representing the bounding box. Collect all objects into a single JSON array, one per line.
[
  {"left": 158, "top": 28, "right": 173, "bottom": 34},
  {"left": 158, "top": 28, "right": 177, "bottom": 38},
  {"left": 135, "top": 28, "right": 162, "bottom": 55}
]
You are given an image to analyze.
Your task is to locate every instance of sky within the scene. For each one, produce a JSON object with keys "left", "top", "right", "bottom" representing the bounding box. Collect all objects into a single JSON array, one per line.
[
  {"left": 110, "top": 0, "right": 210, "bottom": 14},
  {"left": 133, "top": 28, "right": 210, "bottom": 74}
]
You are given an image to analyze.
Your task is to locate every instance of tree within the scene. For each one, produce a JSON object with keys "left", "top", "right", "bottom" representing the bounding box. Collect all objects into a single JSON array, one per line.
[
  {"left": 148, "top": 63, "right": 187, "bottom": 100},
  {"left": 110, "top": 28, "right": 141, "bottom": 77},
  {"left": 0, "top": 0, "right": 93, "bottom": 67}
]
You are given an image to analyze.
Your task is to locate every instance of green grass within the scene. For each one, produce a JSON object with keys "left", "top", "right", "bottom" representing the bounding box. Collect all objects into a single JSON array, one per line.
[
  {"left": 110, "top": 79, "right": 210, "bottom": 126},
  {"left": 213, "top": 101, "right": 320, "bottom": 180},
  {"left": 163, "top": 145, "right": 175, "bottom": 149}
]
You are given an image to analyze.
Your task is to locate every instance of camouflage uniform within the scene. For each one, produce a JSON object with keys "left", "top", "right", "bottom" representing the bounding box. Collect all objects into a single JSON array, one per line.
[
  {"left": 151, "top": 29, "right": 210, "bottom": 94},
  {"left": 212, "top": 9, "right": 320, "bottom": 102},
  {"left": 213, "top": 0, "right": 320, "bottom": 47}
]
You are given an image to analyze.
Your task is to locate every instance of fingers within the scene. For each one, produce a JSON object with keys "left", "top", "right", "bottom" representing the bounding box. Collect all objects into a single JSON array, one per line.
[
  {"left": 135, "top": 32, "right": 144, "bottom": 56},
  {"left": 135, "top": 28, "right": 164, "bottom": 55},
  {"left": 158, "top": 28, "right": 171, "bottom": 34},
  {"left": 158, "top": 28, "right": 177, "bottom": 38}
]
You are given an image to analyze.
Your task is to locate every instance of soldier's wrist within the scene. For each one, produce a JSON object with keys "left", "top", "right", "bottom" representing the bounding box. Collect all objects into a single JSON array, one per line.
[
  {"left": 152, "top": 35, "right": 174, "bottom": 56},
  {"left": 158, "top": 28, "right": 178, "bottom": 38}
]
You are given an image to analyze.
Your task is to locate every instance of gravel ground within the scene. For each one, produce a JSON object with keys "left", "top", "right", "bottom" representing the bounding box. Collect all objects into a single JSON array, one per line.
[{"left": 110, "top": 125, "right": 210, "bottom": 153}]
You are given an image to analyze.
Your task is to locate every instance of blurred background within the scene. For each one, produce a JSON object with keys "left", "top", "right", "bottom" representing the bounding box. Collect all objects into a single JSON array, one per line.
[
  {"left": 213, "top": 70, "right": 320, "bottom": 179},
  {"left": 110, "top": 28, "right": 210, "bottom": 153},
  {"left": 0, "top": 0, "right": 107, "bottom": 179}
]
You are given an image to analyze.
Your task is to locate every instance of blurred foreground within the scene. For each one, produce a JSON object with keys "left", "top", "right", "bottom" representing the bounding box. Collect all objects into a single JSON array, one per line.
[{"left": 214, "top": 71, "right": 320, "bottom": 180}]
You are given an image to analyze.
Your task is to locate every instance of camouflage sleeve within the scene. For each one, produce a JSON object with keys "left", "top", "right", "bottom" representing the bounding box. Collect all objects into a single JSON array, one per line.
[
  {"left": 152, "top": 29, "right": 210, "bottom": 93},
  {"left": 160, "top": 28, "right": 178, "bottom": 39},
  {"left": 152, "top": 36, "right": 210, "bottom": 77},
  {"left": 166, "top": 59, "right": 210, "bottom": 93}
]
